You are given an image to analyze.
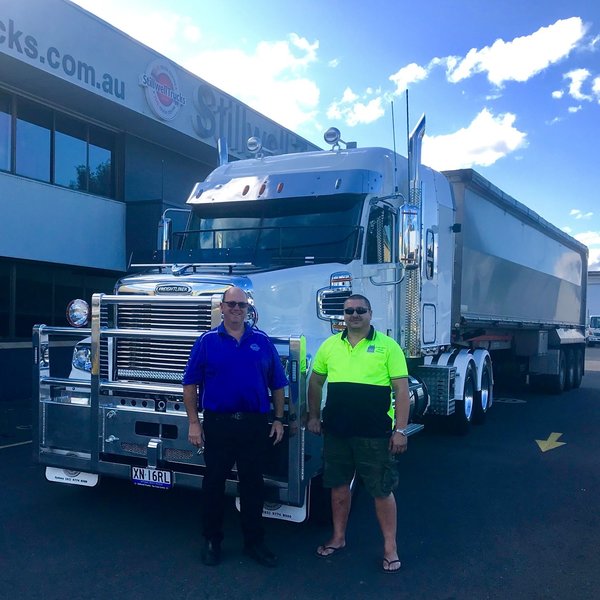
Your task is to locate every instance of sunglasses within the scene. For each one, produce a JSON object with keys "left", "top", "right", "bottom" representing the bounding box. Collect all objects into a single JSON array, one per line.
[
  {"left": 344, "top": 307, "right": 369, "bottom": 315},
  {"left": 223, "top": 301, "right": 249, "bottom": 309}
]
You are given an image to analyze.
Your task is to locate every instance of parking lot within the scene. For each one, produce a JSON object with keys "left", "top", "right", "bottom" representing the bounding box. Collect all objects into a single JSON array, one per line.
[{"left": 1, "top": 350, "right": 600, "bottom": 600}]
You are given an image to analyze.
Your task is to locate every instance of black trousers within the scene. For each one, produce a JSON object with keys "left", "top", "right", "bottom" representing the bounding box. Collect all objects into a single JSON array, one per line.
[{"left": 201, "top": 412, "right": 269, "bottom": 547}]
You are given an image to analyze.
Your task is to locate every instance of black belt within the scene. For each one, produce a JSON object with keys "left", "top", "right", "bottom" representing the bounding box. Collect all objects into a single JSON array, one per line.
[{"left": 204, "top": 410, "right": 266, "bottom": 421}]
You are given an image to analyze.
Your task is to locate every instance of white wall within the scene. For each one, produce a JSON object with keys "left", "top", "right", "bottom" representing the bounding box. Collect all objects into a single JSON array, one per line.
[
  {"left": 588, "top": 272, "right": 600, "bottom": 319},
  {"left": 0, "top": 171, "right": 125, "bottom": 271}
]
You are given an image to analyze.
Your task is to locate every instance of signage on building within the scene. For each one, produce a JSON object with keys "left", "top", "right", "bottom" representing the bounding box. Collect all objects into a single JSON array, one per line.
[{"left": 139, "top": 60, "right": 186, "bottom": 121}]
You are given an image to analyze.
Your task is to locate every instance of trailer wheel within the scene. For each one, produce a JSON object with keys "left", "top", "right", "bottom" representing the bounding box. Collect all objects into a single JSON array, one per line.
[
  {"left": 565, "top": 348, "right": 576, "bottom": 390},
  {"left": 572, "top": 348, "right": 584, "bottom": 389},
  {"left": 548, "top": 350, "right": 567, "bottom": 394},
  {"left": 473, "top": 358, "right": 493, "bottom": 425},
  {"left": 453, "top": 363, "right": 476, "bottom": 435}
]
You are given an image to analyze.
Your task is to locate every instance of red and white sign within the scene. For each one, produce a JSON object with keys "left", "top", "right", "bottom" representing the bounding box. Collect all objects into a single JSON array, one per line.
[{"left": 139, "top": 59, "right": 186, "bottom": 121}]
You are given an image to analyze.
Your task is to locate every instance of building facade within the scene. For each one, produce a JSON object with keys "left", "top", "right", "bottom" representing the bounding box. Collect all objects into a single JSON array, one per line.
[{"left": 0, "top": 0, "right": 318, "bottom": 402}]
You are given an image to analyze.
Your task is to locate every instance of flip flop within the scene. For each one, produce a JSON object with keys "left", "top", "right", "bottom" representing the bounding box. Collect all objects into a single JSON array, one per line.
[
  {"left": 316, "top": 545, "right": 345, "bottom": 558},
  {"left": 382, "top": 558, "right": 401, "bottom": 573}
]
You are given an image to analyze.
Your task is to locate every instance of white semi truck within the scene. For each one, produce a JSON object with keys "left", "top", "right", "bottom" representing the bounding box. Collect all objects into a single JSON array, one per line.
[{"left": 33, "top": 118, "right": 587, "bottom": 521}]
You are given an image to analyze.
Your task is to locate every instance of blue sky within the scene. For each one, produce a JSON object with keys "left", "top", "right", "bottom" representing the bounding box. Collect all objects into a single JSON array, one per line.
[{"left": 72, "top": 0, "right": 600, "bottom": 268}]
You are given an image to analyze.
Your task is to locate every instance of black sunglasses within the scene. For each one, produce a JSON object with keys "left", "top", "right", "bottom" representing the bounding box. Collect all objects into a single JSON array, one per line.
[
  {"left": 223, "top": 301, "right": 249, "bottom": 309},
  {"left": 344, "top": 307, "right": 369, "bottom": 315}
]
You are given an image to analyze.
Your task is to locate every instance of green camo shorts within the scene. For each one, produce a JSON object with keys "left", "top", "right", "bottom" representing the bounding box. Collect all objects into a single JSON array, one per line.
[{"left": 322, "top": 433, "right": 399, "bottom": 498}]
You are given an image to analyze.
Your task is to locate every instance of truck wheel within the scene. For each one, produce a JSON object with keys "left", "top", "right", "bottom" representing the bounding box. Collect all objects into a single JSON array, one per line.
[
  {"left": 565, "top": 348, "right": 576, "bottom": 390},
  {"left": 548, "top": 350, "right": 567, "bottom": 394},
  {"left": 572, "top": 348, "right": 584, "bottom": 389},
  {"left": 473, "top": 358, "right": 493, "bottom": 425},
  {"left": 453, "top": 363, "right": 475, "bottom": 435}
]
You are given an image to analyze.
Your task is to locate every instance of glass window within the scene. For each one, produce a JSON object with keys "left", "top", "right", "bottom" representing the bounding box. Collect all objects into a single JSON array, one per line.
[
  {"left": 0, "top": 91, "right": 11, "bottom": 172},
  {"left": 425, "top": 229, "right": 435, "bottom": 279},
  {"left": 54, "top": 114, "right": 87, "bottom": 190},
  {"left": 89, "top": 125, "right": 113, "bottom": 197},
  {"left": 0, "top": 261, "right": 10, "bottom": 337},
  {"left": 15, "top": 263, "right": 54, "bottom": 338},
  {"left": 16, "top": 99, "right": 52, "bottom": 182},
  {"left": 366, "top": 206, "right": 394, "bottom": 264}
]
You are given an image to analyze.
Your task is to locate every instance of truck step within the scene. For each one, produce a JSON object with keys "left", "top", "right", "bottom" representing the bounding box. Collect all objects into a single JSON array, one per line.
[{"left": 403, "top": 423, "right": 424, "bottom": 437}]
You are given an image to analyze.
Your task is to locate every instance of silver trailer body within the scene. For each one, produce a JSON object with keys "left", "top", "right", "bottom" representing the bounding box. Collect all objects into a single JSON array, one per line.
[{"left": 446, "top": 170, "right": 587, "bottom": 331}]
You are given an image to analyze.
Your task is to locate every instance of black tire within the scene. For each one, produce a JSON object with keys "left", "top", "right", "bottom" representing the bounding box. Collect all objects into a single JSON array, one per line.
[
  {"left": 565, "top": 348, "right": 576, "bottom": 390},
  {"left": 547, "top": 349, "right": 567, "bottom": 394},
  {"left": 453, "top": 363, "right": 476, "bottom": 435},
  {"left": 473, "top": 358, "right": 493, "bottom": 425},
  {"left": 572, "top": 348, "right": 584, "bottom": 389}
]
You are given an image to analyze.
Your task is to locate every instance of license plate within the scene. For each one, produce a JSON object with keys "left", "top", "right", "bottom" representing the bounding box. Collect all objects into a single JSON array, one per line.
[{"left": 131, "top": 467, "right": 172, "bottom": 489}]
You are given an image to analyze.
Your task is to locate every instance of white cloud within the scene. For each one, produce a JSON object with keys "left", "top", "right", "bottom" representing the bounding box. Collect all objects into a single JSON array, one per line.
[
  {"left": 552, "top": 90, "right": 564, "bottom": 99},
  {"left": 570, "top": 209, "right": 593, "bottom": 220},
  {"left": 447, "top": 17, "right": 586, "bottom": 86},
  {"left": 341, "top": 87, "right": 359, "bottom": 103},
  {"left": 564, "top": 68, "right": 593, "bottom": 100},
  {"left": 593, "top": 76, "right": 600, "bottom": 101},
  {"left": 422, "top": 108, "right": 527, "bottom": 170},
  {"left": 327, "top": 95, "right": 385, "bottom": 126},
  {"left": 573, "top": 231, "right": 600, "bottom": 269},
  {"left": 389, "top": 63, "right": 429, "bottom": 94},
  {"left": 589, "top": 250, "right": 600, "bottom": 270},
  {"left": 72, "top": 0, "right": 201, "bottom": 60},
  {"left": 568, "top": 105, "right": 583, "bottom": 113},
  {"left": 183, "top": 35, "right": 320, "bottom": 131},
  {"left": 328, "top": 58, "right": 340, "bottom": 68}
]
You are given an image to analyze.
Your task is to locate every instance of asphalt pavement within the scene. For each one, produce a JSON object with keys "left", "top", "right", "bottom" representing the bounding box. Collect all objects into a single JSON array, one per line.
[{"left": 1, "top": 351, "right": 599, "bottom": 600}]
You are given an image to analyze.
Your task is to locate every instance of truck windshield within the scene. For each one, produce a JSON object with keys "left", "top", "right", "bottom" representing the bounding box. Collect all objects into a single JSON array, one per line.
[
  {"left": 174, "top": 194, "right": 364, "bottom": 267},
  {"left": 590, "top": 316, "right": 600, "bottom": 328}
]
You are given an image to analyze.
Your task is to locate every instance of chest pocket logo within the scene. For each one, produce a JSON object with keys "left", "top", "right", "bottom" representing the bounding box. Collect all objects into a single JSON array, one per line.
[
  {"left": 250, "top": 343, "right": 260, "bottom": 351},
  {"left": 366, "top": 345, "right": 375, "bottom": 353}
]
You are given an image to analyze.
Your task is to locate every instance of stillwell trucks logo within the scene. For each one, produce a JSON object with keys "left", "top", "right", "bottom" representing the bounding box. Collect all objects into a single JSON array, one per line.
[{"left": 139, "top": 59, "right": 186, "bottom": 121}]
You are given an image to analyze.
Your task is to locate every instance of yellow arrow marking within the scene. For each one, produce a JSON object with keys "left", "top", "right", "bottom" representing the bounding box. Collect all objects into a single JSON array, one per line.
[{"left": 535, "top": 432, "right": 565, "bottom": 452}]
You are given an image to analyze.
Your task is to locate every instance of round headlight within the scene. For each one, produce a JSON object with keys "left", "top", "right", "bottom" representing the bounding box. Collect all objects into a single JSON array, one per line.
[
  {"left": 67, "top": 299, "right": 90, "bottom": 327},
  {"left": 72, "top": 346, "right": 92, "bottom": 372},
  {"left": 246, "top": 302, "right": 258, "bottom": 327}
]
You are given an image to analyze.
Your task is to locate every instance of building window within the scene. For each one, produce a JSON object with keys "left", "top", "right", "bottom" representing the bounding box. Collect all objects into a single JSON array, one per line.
[
  {"left": 89, "top": 125, "right": 114, "bottom": 197},
  {"left": 1, "top": 89, "right": 117, "bottom": 198},
  {"left": 1, "top": 258, "right": 117, "bottom": 340},
  {"left": 54, "top": 114, "right": 87, "bottom": 190},
  {"left": 0, "top": 91, "right": 11, "bottom": 172},
  {"left": 16, "top": 99, "right": 52, "bottom": 182}
]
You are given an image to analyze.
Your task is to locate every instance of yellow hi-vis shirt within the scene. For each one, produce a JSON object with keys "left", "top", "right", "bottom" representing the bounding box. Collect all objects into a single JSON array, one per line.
[{"left": 312, "top": 326, "right": 408, "bottom": 437}]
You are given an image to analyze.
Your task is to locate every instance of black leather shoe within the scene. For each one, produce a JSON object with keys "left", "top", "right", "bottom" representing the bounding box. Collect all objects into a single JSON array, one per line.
[
  {"left": 201, "top": 540, "right": 221, "bottom": 566},
  {"left": 244, "top": 542, "right": 278, "bottom": 567}
]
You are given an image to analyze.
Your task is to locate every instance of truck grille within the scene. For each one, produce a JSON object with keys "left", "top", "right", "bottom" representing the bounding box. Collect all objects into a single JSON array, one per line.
[
  {"left": 100, "top": 298, "right": 214, "bottom": 384},
  {"left": 318, "top": 289, "right": 351, "bottom": 318}
]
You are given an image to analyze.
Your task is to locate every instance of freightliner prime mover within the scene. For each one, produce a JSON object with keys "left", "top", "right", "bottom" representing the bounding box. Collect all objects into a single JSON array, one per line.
[{"left": 33, "top": 118, "right": 587, "bottom": 521}]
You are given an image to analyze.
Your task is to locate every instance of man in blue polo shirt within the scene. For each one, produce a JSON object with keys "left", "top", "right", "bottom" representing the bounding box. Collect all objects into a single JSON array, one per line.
[{"left": 182, "top": 286, "right": 288, "bottom": 568}]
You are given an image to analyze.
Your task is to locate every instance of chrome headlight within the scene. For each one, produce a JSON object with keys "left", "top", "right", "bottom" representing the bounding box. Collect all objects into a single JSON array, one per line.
[
  {"left": 72, "top": 345, "right": 92, "bottom": 372},
  {"left": 67, "top": 299, "right": 90, "bottom": 327}
]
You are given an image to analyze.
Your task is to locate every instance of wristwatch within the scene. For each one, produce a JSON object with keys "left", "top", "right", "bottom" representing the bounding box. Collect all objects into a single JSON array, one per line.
[
  {"left": 394, "top": 428, "right": 409, "bottom": 436},
  {"left": 273, "top": 416, "right": 284, "bottom": 423}
]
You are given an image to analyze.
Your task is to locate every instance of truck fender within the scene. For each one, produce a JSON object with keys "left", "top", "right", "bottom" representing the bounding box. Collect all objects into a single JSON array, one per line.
[
  {"left": 425, "top": 348, "right": 476, "bottom": 401},
  {"left": 471, "top": 349, "right": 493, "bottom": 393}
]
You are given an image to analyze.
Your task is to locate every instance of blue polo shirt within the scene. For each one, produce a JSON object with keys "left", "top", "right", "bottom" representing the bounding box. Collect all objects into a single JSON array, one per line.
[{"left": 182, "top": 323, "right": 288, "bottom": 413}]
